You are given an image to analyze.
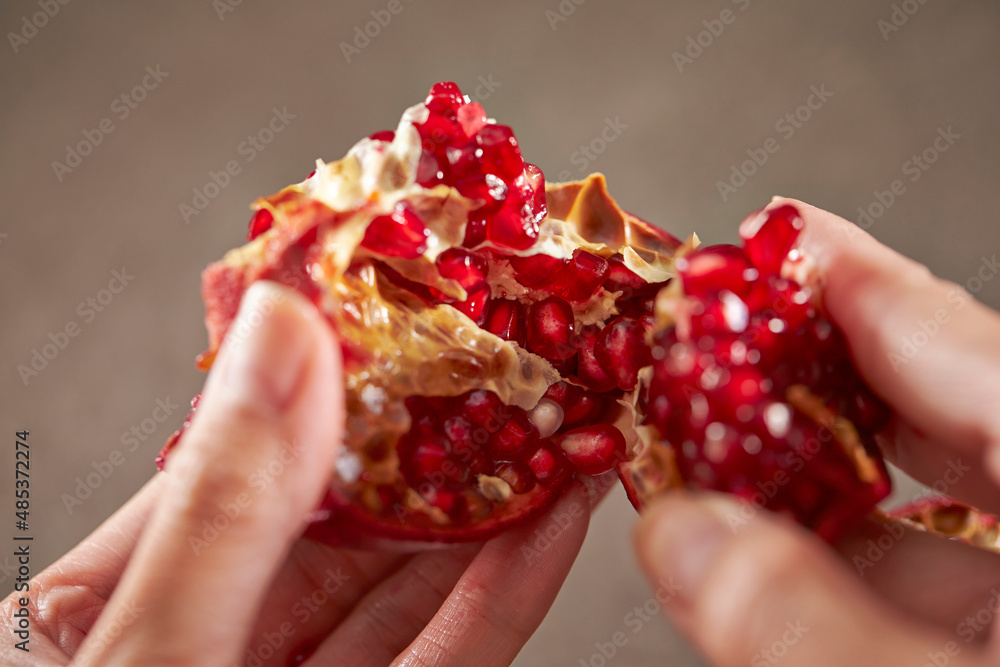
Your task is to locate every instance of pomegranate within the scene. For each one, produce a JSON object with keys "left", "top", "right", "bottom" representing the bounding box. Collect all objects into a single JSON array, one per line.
[
  {"left": 888, "top": 497, "right": 1000, "bottom": 552},
  {"left": 624, "top": 205, "right": 892, "bottom": 542},
  {"left": 160, "top": 82, "right": 682, "bottom": 548},
  {"left": 162, "top": 83, "right": 898, "bottom": 548}
]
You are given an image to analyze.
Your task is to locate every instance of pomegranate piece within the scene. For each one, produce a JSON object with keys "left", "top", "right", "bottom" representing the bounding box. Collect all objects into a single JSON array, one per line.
[
  {"left": 635, "top": 204, "right": 891, "bottom": 543},
  {"left": 163, "top": 82, "right": 680, "bottom": 549},
  {"left": 594, "top": 316, "right": 651, "bottom": 391}
]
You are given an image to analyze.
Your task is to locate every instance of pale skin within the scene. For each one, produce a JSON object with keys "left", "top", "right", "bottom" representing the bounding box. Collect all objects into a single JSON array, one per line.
[{"left": 4, "top": 199, "right": 1000, "bottom": 665}]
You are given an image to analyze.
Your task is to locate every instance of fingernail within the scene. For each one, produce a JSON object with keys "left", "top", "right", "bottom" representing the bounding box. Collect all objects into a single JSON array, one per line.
[
  {"left": 637, "top": 497, "right": 733, "bottom": 603},
  {"left": 215, "top": 281, "right": 316, "bottom": 412}
]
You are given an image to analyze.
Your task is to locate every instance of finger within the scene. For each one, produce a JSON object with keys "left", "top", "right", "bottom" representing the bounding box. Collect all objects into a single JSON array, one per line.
[
  {"left": 635, "top": 493, "right": 987, "bottom": 667},
  {"left": 0, "top": 474, "right": 164, "bottom": 662},
  {"left": 75, "top": 281, "right": 343, "bottom": 667},
  {"left": 242, "top": 542, "right": 406, "bottom": 666},
  {"left": 392, "top": 482, "right": 592, "bottom": 667},
  {"left": 751, "top": 198, "right": 1000, "bottom": 511},
  {"left": 304, "top": 545, "right": 480, "bottom": 666},
  {"left": 837, "top": 517, "right": 1000, "bottom": 634}
]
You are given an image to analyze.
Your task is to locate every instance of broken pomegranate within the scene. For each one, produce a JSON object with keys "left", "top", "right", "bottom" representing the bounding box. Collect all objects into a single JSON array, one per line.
[
  {"left": 625, "top": 205, "right": 892, "bottom": 542},
  {"left": 161, "top": 82, "right": 895, "bottom": 548},
  {"left": 160, "top": 82, "right": 680, "bottom": 548}
]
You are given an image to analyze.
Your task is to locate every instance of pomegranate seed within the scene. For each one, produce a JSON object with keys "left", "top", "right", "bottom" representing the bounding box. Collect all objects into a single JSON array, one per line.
[
  {"left": 489, "top": 412, "right": 537, "bottom": 460},
  {"left": 436, "top": 248, "right": 488, "bottom": 291},
  {"left": 487, "top": 195, "right": 540, "bottom": 250},
  {"left": 558, "top": 424, "right": 626, "bottom": 475},
  {"left": 462, "top": 390, "right": 505, "bottom": 429},
  {"left": 575, "top": 325, "right": 617, "bottom": 392},
  {"left": 543, "top": 381, "right": 581, "bottom": 410},
  {"left": 604, "top": 254, "right": 647, "bottom": 295},
  {"left": 247, "top": 208, "right": 274, "bottom": 241},
  {"left": 511, "top": 254, "right": 570, "bottom": 289},
  {"left": 457, "top": 102, "right": 488, "bottom": 137},
  {"left": 445, "top": 140, "right": 482, "bottom": 183},
  {"left": 425, "top": 81, "right": 465, "bottom": 118},
  {"left": 360, "top": 205, "right": 429, "bottom": 259},
  {"left": 552, "top": 250, "right": 610, "bottom": 302},
  {"left": 675, "top": 245, "right": 756, "bottom": 298},
  {"left": 368, "top": 130, "right": 395, "bottom": 142},
  {"left": 527, "top": 447, "right": 563, "bottom": 483},
  {"left": 561, "top": 392, "right": 606, "bottom": 431},
  {"left": 452, "top": 287, "right": 491, "bottom": 325},
  {"left": 417, "top": 115, "right": 463, "bottom": 153},
  {"left": 526, "top": 297, "right": 576, "bottom": 361},
  {"left": 484, "top": 299, "right": 527, "bottom": 347},
  {"left": 594, "top": 316, "right": 652, "bottom": 391},
  {"left": 742, "top": 205, "right": 804, "bottom": 276},
  {"left": 477, "top": 124, "right": 523, "bottom": 181}
]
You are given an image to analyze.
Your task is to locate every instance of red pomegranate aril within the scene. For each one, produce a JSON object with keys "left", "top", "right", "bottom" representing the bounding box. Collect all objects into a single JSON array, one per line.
[
  {"left": 478, "top": 124, "right": 524, "bottom": 182},
  {"left": 527, "top": 446, "right": 563, "bottom": 483},
  {"left": 487, "top": 195, "right": 540, "bottom": 250},
  {"left": 484, "top": 298, "right": 527, "bottom": 347},
  {"left": 445, "top": 141, "right": 482, "bottom": 182},
  {"left": 742, "top": 205, "right": 804, "bottom": 276},
  {"left": 368, "top": 130, "right": 396, "bottom": 142},
  {"left": 400, "top": 437, "right": 449, "bottom": 484},
  {"left": 417, "top": 115, "right": 463, "bottom": 153},
  {"left": 462, "top": 217, "right": 487, "bottom": 247},
  {"left": 511, "top": 254, "right": 569, "bottom": 289},
  {"left": 543, "top": 381, "right": 581, "bottom": 410},
  {"left": 552, "top": 250, "right": 610, "bottom": 302},
  {"left": 526, "top": 296, "right": 577, "bottom": 361},
  {"left": 676, "top": 245, "right": 757, "bottom": 298},
  {"left": 457, "top": 102, "right": 488, "bottom": 137},
  {"left": 575, "top": 325, "right": 617, "bottom": 392},
  {"left": 496, "top": 462, "right": 537, "bottom": 494},
  {"left": 360, "top": 205, "right": 429, "bottom": 259},
  {"left": 604, "top": 254, "right": 647, "bottom": 295},
  {"left": 594, "top": 316, "right": 651, "bottom": 391},
  {"left": 425, "top": 81, "right": 465, "bottom": 118},
  {"left": 558, "top": 424, "right": 626, "bottom": 476},
  {"left": 436, "top": 248, "right": 488, "bottom": 292},
  {"left": 247, "top": 208, "right": 274, "bottom": 241},
  {"left": 489, "top": 412, "right": 537, "bottom": 460},
  {"left": 561, "top": 392, "right": 606, "bottom": 431},
  {"left": 462, "top": 390, "right": 505, "bottom": 429},
  {"left": 453, "top": 287, "right": 491, "bottom": 325}
]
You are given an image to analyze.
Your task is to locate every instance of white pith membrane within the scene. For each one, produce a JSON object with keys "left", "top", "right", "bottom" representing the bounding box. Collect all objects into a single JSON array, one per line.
[{"left": 203, "top": 101, "right": 690, "bottom": 528}]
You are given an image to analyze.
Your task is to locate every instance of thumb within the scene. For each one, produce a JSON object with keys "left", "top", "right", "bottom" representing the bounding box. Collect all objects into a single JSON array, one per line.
[
  {"left": 75, "top": 281, "right": 343, "bottom": 667},
  {"left": 634, "top": 494, "right": 984, "bottom": 667}
]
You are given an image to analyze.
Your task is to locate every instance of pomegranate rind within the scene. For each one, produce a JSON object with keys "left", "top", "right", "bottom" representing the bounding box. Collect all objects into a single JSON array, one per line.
[{"left": 887, "top": 497, "right": 1000, "bottom": 552}]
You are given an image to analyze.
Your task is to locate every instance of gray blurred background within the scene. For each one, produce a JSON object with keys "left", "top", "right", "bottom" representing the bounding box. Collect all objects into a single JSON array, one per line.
[{"left": 1, "top": 1, "right": 998, "bottom": 665}]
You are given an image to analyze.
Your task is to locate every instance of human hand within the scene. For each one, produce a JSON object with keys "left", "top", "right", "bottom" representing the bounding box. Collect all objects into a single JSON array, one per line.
[
  {"left": 634, "top": 199, "right": 1000, "bottom": 667},
  {"left": 1, "top": 281, "right": 595, "bottom": 666}
]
